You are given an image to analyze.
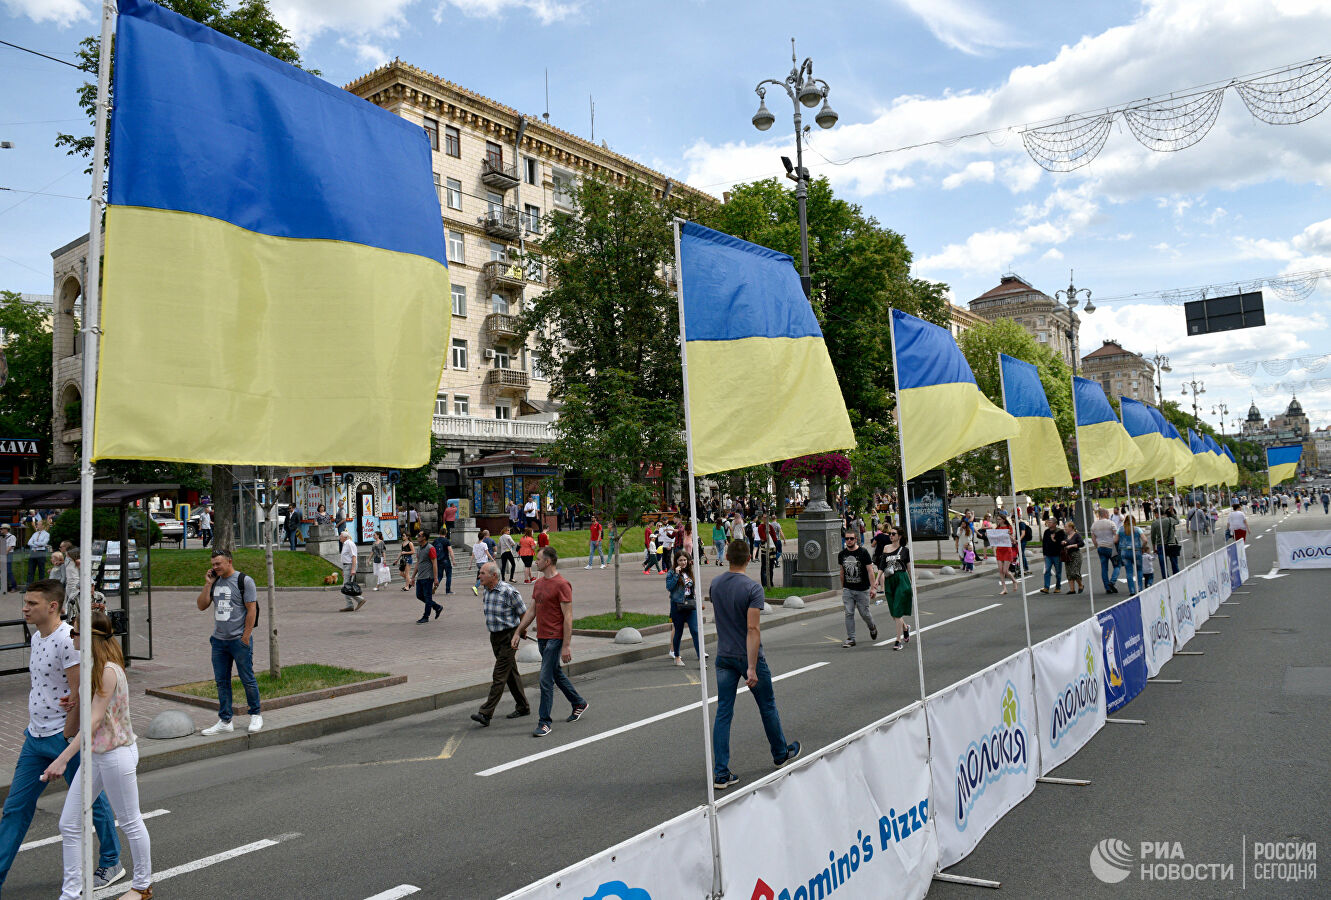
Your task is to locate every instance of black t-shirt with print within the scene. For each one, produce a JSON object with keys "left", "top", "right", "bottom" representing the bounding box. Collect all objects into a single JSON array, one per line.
[{"left": 837, "top": 546, "right": 873, "bottom": 591}]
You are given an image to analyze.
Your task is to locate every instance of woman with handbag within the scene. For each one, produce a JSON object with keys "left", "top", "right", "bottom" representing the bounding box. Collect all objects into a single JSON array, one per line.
[
  {"left": 398, "top": 536, "right": 414, "bottom": 591},
  {"left": 372, "top": 531, "right": 391, "bottom": 590},
  {"left": 880, "top": 527, "right": 912, "bottom": 650},
  {"left": 665, "top": 551, "right": 703, "bottom": 666},
  {"left": 992, "top": 514, "right": 1018, "bottom": 595},
  {"left": 1062, "top": 520, "right": 1086, "bottom": 594},
  {"left": 497, "top": 526, "right": 518, "bottom": 582}
]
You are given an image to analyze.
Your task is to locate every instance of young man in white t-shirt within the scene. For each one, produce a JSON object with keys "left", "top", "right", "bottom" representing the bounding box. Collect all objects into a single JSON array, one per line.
[
  {"left": 0, "top": 580, "right": 123, "bottom": 891},
  {"left": 1227, "top": 502, "right": 1249, "bottom": 543},
  {"left": 472, "top": 529, "right": 494, "bottom": 595}
]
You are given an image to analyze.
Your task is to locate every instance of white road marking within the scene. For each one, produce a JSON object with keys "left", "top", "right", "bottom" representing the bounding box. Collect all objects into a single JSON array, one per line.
[
  {"left": 476, "top": 662, "right": 829, "bottom": 777},
  {"left": 363, "top": 887, "right": 421, "bottom": 900},
  {"left": 20, "top": 809, "right": 170, "bottom": 852},
  {"left": 875, "top": 604, "right": 1002, "bottom": 647},
  {"left": 92, "top": 832, "right": 301, "bottom": 899}
]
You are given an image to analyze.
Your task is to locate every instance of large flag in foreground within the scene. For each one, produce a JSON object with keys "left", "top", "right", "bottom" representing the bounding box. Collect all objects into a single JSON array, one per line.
[
  {"left": 1222, "top": 445, "right": 1239, "bottom": 486},
  {"left": 1072, "top": 377, "right": 1143, "bottom": 480},
  {"left": 999, "top": 354, "right": 1071, "bottom": 491},
  {"left": 677, "top": 222, "right": 853, "bottom": 474},
  {"left": 1266, "top": 444, "right": 1303, "bottom": 488},
  {"left": 891, "top": 310, "right": 1017, "bottom": 480},
  {"left": 1122, "top": 397, "right": 1172, "bottom": 482},
  {"left": 96, "top": 0, "right": 450, "bottom": 466}
]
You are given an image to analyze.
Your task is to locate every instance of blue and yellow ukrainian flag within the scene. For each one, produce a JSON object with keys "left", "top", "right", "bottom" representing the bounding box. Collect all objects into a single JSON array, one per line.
[
  {"left": 95, "top": 0, "right": 450, "bottom": 467},
  {"left": 1221, "top": 445, "right": 1239, "bottom": 486},
  {"left": 678, "top": 222, "right": 853, "bottom": 474},
  {"left": 1188, "top": 429, "right": 1215, "bottom": 485},
  {"left": 1266, "top": 444, "right": 1303, "bottom": 489},
  {"left": 999, "top": 354, "right": 1070, "bottom": 491},
  {"left": 1204, "top": 434, "right": 1228, "bottom": 485},
  {"left": 1121, "top": 397, "right": 1172, "bottom": 483},
  {"left": 891, "top": 310, "right": 1017, "bottom": 479},
  {"left": 1159, "top": 416, "right": 1193, "bottom": 484},
  {"left": 1072, "top": 377, "right": 1143, "bottom": 480}
]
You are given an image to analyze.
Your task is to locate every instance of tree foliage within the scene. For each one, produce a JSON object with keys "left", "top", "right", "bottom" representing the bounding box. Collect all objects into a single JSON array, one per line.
[
  {"left": 398, "top": 439, "right": 450, "bottom": 509},
  {"left": 0, "top": 292, "right": 53, "bottom": 477}
]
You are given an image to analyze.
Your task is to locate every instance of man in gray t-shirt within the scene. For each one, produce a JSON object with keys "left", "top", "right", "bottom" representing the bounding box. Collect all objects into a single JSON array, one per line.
[
  {"left": 194, "top": 549, "right": 262, "bottom": 735},
  {"left": 709, "top": 539, "right": 798, "bottom": 790}
]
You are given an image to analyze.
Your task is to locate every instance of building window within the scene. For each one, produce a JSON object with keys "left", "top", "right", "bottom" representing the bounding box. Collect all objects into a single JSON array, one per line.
[
  {"left": 445, "top": 178, "right": 462, "bottom": 210},
  {"left": 487, "top": 191, "right": 503, "bottom": 216},
  {"left": 531, "top": 349, "right": 545, "bottom": 380},
  {"left": 525, "top": 255, "right": 543, "bottom": 283},
  {"left": 524, "top": 203, "right": 541, "bottom": 233},
  {"left": 451, "top": 338, "right": 467, "bottom": 370},
  {"left": 423, "top": 118, "right": 439, "bottom": 150},
  {"left": 434, "top": 173, "right": 443, "bottom": 206},
  {"left": 495, "top": 400, "right": 512, "bottom": 420},
  {"left": 448, "top": 230, "right": 464, "bottom": 265},
  {"left": 524, "top": 157, "right": 538, "bottom": 185},
  {"left": 552, "top": 170, "right": 575, "bottom": 208},
  {"left": 491, "top": 292, "right": 509, "bottom": 315},
  {"left": 434, "top": 393, "right": 449, "bottom": 416},
  {"left": 485, "top": 141, "right": 503, "bottom": 168},
  {"left": 451, "top": 284, "right": 467, "bottom": 317},
  {"left": 1037, "top": 331, "right": 1048, "bottom": 343},
  {"left": 453, "top": 395, "right": 469, "bottom": 416},
  {"left": 490, "top": 241, "right": 507, "bottom": 262},
  {"left": 493, "top": 346, "right": 510, "bottom": 369},
  {"left": 444, "top": 125, "right": 460, "bottom": 158}
]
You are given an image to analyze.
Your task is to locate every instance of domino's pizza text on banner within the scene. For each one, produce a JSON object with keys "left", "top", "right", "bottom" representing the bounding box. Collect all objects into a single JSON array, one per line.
[
  {"left": 1097, "top": 596, "right": 1148, "bottom": 714},
  {"left": 1276, "top": 530, "right": 1331, "bottom": 569},
  {"left": 1227, "top": 543, "right": 1243, "bottom": 591},
  {"left": 496, "top": 806, "right": 711, "bottom": 900},
  {"left": 1032, "top": 617, "right": 1107, "bottom": 775},
  {"left": 1137, "top": 581, "right": 1175, "bottom": 678},
  {"left": 1170, "top": 568, "right": 1196, "bottom": 649},
  {"left": 1214, "top": 550, "right": 1231, "bottom": 607},
  {"left": 927, "top": 649, "right": 1038, "bottom": 869},
  {"left": 1186, "top": 560, "right": 1211, "bottom": 629},
  {"left": 719, "top": 704, "right": 937, "bottom": 900}
]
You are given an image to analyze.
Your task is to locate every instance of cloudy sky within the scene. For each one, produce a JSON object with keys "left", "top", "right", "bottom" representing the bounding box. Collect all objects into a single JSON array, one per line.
[{"left": 3, "top": 0, "right": 1330, "bottom": 435}]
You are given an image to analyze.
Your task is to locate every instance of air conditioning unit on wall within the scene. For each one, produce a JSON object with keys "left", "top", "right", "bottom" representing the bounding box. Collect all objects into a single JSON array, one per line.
[{"left": 483, "top": 348, "right": 496, "bottom": 360}]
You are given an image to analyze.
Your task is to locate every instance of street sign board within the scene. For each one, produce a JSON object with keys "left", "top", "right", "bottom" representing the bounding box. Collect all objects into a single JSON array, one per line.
[{"left": 1185, "top": 291, "right": 1265, "bottom": 335}]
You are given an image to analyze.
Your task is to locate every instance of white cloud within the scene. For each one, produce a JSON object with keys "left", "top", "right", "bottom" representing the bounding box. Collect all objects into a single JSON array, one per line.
[
  {"left": 942, "top": 160, "right": 994, "bottom": 190},
  {"left": 3, "top": 0, "right": 89, "bottom": 27},
  {"left": 269, "top": 0, "right": 417, "bottom": 43},
  {"left": 434, "top": 0, "right": 580, "bottom": 26},
  {"left": 893, "top": 0, "right": 1021, "bottom": 56},
  {"left": 1041, "top": 248, "right": 1064, "bottom": 261},
  {"left": 340, "top": 39, "right": 390, "bottom": 67}
]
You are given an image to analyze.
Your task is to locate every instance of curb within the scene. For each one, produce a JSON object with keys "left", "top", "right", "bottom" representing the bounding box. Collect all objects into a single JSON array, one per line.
[
  {"left": 146, "top": 674, "right": 408, "bottom": 711},
  {"left": 0, "top": 569, "right": 986, "bottom": 801}
]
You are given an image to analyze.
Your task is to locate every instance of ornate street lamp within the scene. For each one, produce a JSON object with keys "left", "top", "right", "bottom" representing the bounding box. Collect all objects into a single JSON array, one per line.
[{"left": 1055, "top": 270, "right": 1093, "bottom": 374}]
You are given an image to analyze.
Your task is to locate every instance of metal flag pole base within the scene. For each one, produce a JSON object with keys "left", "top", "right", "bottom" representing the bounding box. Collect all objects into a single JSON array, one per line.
[
  {"left": 1175, "top": 650, "right": 1205, "bottom": 656},
  {"left": 934, "top": 872, "right": 1003, "bottom": 889},
  {"left": 1037, "top": 776, "right": 1092, "bottom": 786},
  {"left": 1149, "top": 678, "right": 1183, "bottom": 684},
  {"left": 1106, "top": 718, "right": 1148, "bottom": 725}
]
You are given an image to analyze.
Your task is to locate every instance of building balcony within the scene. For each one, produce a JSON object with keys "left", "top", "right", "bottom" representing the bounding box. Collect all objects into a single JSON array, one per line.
[
  {"left": 482, "top": 259, "right": 526, "bottom": 292},
  {"left": 483, "top": 312, "right": 521, "bottom": 341},
  {"left": 484, "top": 367, "right": 530, "bottom": 395},
  {"left": 481, "top": 158, "right": 520, "bottom": 190},
  {"left": 432, "top": 414, "right": 554, "bottom": 443},
  {"left": 481, "top": 207, "right": 520, "bottom": 240}
]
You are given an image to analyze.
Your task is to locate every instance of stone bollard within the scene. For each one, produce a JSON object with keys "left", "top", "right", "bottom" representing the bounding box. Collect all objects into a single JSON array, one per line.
[
  {"left": 783, "top": 595, "right": 806, "bottom": 609},
  {"left": 614, "top": 627, "right": 643, "bottom": 644},
  {"left": 145, "top": 710, "right": 196, "bottom": 740}
]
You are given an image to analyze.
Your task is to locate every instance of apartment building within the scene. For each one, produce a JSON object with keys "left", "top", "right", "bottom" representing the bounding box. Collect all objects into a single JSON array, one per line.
[
  {"left": 1079, "top": 340, "right": 1157, "bottom": 405},
  {"left": 967, "top": 273, "right": 1082, "bottom": 370}
]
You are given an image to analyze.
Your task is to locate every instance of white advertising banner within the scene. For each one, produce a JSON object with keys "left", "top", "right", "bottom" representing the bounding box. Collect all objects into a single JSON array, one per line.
[
  {"left": 1238, "top": 539, "right": 1250, "bottom": 582},
  {"left": 1188, "top": 559, "right": 1211, "bottom": 628},
  {"left": 927, "top": 649, "right": 1038, "bottom": 869},
  {"left": 1276, "top": 530, "right": 1331, "bottom": 569},
  {"left": 1031, "top": 617, "right": 1107, "bottom": 776},
  {"left": 1170, "top": 567, "right": 1196, "bottom": 649},
  {"left": 1137, "top": 581, "right": 1175, "bottom": 678},
  {"left": 1214, "top": 550, "right": 1231, "bottom": 608},
  {"left": 719, "top": 704, "right": 937, "bottom": 900},
  {"left": 497, "top": 806, "right": 712, "bottom": 900}
]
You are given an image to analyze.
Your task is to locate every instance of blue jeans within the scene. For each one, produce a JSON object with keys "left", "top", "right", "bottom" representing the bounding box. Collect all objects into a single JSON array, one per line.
[
  {"left": 210, "top": 635, "right": 261, "bottom": 722},
  {"left": 537, "top": 638, "right": 585, "bottom": 727},
  {"left": 0, "top": 730, "right": 119, "bottom": 887},
  {"left": 712, "top": 655, "right": 789, "bottom": 778},
  {"left": 670, "top": 603, "right": 700, "bottom": 658},
  {"left": 1042, "top": 555, "right": 1062, "bottom": 590},
  {"left": 415, "top": 578, "right": 437, "bottom": 616},
  {"left": 588, "top": 540, "right": 604, "bottom": 565},
  {"left": 1118, "top": 550, "right": 1137, "bottom": 594},
  {"left": 288, "top": 528, "right": 300, "bottom": 551},
  {"left": 1097, "top": 546, "right": 1120, "bottom": 590},
  {"left": 440, "top": 557, "right": 452, "bottom": 593}
]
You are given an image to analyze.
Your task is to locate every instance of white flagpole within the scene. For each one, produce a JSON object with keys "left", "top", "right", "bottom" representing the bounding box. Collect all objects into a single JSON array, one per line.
[
  {"left": 673, "top": 219, "right": 723, "bottom": 899},
  {"left": 76, "top": 3, "right": 115, "bottom": 897},
  {"left": 997, "top": 358, "right": 1034, "bottom": 653},
  {"left": 888, "top": 312, "right": 927, "bottom": 702},
  {"left": 1070, "top": 379, "right": 1097, "bottom": 616}
]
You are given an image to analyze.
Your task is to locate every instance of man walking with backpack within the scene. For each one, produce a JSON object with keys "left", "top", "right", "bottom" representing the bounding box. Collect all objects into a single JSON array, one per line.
[{"left": 196, "top": 550, "right": 262, "bottom": 735}]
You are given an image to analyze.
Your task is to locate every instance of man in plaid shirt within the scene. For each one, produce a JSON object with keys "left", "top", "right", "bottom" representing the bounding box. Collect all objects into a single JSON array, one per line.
[{"left": 471, "top": 562, "right": 531, "bottom": 727}]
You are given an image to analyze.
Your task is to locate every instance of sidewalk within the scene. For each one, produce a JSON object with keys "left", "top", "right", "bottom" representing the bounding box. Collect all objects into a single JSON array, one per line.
[{"left": 0, "top": 557, "right": 988, "bottom": 797}]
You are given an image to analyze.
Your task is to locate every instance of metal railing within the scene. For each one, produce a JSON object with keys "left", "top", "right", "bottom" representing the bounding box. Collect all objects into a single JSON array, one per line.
[
  {"left": 431, "top": 414, "right": 555, "bottom": 441},
  {"left": 485, "top": 368, "right": 530, "bottom": 391}
]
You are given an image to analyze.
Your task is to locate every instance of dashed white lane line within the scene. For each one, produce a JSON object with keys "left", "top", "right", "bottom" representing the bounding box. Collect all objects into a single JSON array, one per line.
[
  {"left": 475, "top": 662, "right": 829, "bottom": 777},
  {"left": 363, "top": 887, "right": 421, "bottom": 900},
  {"left": 20, "top": 809, "right": 171, "bottom": 852},
  {"left": 92, "top": 832, "right": 301, "bottom": 899},
  {"left": 873, "top": 604, "right": 1003, "bottom": 647}
]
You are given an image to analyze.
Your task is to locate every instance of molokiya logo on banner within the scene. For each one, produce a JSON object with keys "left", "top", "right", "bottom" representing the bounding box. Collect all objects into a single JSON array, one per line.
[
  {"left": 1174, "top": 594, "right": 1194, "bottom": 630},
  {"left": 955, "top": 681, "right": 1029, "bottom": 831},
  {"left": 749, "top": 802, "right": 930, "bottom": 900},
  {"left": 1291, "top": 545, "right": 1331, "bottom": 560},
  {"left": 1207, "top": 574, "right": 1220, "bottom": 598},
  {"left": 1050, "top": 641, "right": 1100, "bottom": 748},
  {"left": 1149, "top": 598, "right": 1172, "bottom": 651}
]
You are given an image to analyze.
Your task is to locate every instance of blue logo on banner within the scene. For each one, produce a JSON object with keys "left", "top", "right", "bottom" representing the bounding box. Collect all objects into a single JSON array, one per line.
[
  {"left": 585, "top": 882, "right": 651, "bottom": 900},
  {"left": 1097, "top": 597, "right": 1148, "bottom": 714},
  {"left": 1227, "top": 544, "right": 1242, "bottom": 590}
]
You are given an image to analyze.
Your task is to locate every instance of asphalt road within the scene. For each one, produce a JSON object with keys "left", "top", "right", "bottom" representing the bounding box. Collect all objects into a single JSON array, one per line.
[{"left": 5, "top": 510, "right": 1327, "bottom": 899}]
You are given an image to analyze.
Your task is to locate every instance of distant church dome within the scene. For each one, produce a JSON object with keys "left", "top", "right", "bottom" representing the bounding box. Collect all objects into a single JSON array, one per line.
[
  {"left": 1286, "top": 395, "right": 1304, "bottom": 417},
  {"left": 1247, "top": 401, "right": 1262, "bottom": 422}
]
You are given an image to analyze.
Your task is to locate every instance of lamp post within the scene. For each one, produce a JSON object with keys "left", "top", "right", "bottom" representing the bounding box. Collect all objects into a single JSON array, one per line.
[
  {"left": 1212, "top": 402, "right": 1230, "bottom": 438},
  {"left": 1149, "top": 352, "right": 1172, "bottom": 405},
  {"left": 1054, "top": 270, "right": 1093, "bottom": 375},
  {"left": 752, "top": 39, "right": 839, "bottom": 299},
  {"left": 1182, "top": 379, "right": 1205, "bottom": 425}
]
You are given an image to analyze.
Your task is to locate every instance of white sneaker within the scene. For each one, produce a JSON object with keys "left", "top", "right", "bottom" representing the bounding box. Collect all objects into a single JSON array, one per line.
[
  {"left": 201, "top": 719, "right": 234, "bottom": 736},
  {"left": 584, "top": 565, "right": 592, "bottom": 569},
  {"left": 600, "top": 564, "right": 607, "bottom": 569},
  {"left": 249, "top": 714, "right": 264, "bottom": 733}
]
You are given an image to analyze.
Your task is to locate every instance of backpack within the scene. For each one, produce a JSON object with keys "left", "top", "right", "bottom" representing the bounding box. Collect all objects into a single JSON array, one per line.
[
  {"left": 432, "top": 536, "right": 450, "bottom": 565},
  {"left": 211, "top": 572, "right": 259, "bottom": 627}
]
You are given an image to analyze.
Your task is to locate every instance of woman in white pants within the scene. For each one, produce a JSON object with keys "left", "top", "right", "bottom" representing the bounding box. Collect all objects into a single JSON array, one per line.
[{"left": 43, "top": 611, "right": 152, "bottom": 900}]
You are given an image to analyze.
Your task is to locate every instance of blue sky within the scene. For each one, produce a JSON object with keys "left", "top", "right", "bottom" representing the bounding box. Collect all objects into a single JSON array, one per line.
[{"left": 3, "top": 0, "right": 1331, "bottom": 436}]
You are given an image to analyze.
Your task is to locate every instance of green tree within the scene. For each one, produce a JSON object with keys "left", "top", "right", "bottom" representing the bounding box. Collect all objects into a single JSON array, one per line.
[
  {"left": 0, "top": 292, "right": 54, "bottom": 477},
  {"left": 56, "top": 0, "right": 314, "bottom": 167},
  {"left": 398, "top": 438, "right": 450, "bottom": 511}
]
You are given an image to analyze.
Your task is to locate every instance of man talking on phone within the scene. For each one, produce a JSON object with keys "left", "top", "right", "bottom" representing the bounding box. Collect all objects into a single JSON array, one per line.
[{"left": 195, "top": 549, "right": 262, "bottom": 735}]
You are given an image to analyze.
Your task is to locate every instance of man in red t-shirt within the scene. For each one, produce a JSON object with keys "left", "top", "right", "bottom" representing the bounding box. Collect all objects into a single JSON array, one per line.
[
  {"left": 514, "top": 546, "right": 588, "bottom": 737},
  {"left": 587, "top": 516, "right": 605, "bottom": 569}
]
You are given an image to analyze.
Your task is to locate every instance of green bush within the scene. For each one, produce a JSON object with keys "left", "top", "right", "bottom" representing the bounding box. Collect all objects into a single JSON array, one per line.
[{"left": 49, "top": 507, "right": 161, "bottom": 547}]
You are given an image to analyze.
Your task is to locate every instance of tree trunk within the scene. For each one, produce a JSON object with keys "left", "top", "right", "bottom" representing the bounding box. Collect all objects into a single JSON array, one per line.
[
  {"left": 262, "top": 467, "right": 281, "bottom": 679},
  {"left": 773, "top": 463, "right": 788, "bottom": 519},
  {"left": 611, "top": 493, "right": 622, "bottom": 620},
  {"left": 211, "top": 465, "right": 235, "bottom": 553}
]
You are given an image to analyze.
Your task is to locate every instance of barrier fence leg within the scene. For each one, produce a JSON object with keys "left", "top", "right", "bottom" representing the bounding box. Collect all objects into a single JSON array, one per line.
[{"left": 934, "top": 873, "right": 1003, "bottom": 889}]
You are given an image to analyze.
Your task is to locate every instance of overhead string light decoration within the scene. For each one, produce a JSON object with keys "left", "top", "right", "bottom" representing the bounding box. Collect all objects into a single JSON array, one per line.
[
  {"left": 1224, "top": 355, "right": 1331, "bottom": 378},
  {"left": 1234, "top": 58, "right": 1331, "bottom": 124},
  {"left": 1093, "top": 267, "right": 1331, "bottom": 307}
]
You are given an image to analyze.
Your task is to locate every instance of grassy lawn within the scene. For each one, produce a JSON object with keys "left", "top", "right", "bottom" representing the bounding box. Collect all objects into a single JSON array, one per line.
[
  {"left": 547, "top": 517, "right": 802, "bottom": 560},
  {"left": 572, "top": 611, "right": 671, "bottom": 630},
  {"left": 170, "top": 663, "right": 387, "bottom": 700},
  {"left": 917, "top": 559, "right": 964, "bottom": 566},
  {"left": 147, "top": 548, "right": 340, "bottom": 587},
  {"left": 764, "top": 586, "right": 822, "bottom": 599}
]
